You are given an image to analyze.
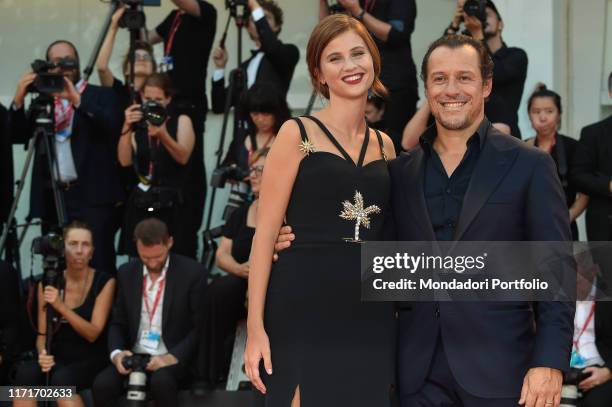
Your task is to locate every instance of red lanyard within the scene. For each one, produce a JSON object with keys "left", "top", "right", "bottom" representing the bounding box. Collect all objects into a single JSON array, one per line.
[
  {"left": 142, "top": 274, "right": 165, "bottom": 327},
  {"left": 164, "top": 11, "right": 184, "bottom": 56},
  {"left": 573, "top": 302, "right": 596, "bottom": 351}
]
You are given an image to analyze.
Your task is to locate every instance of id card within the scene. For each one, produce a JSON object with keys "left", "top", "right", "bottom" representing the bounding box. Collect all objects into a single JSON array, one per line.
[
  {"left": 139, "top": 329, "right": 161, "bottom": 352},
  {"left": 159, "top": 56, "right": 174, "bottom": 73},
  {"left": 137, "top": 182, "right": 151, "bottom": 192},
  {"left": 570, "top": 350, "right": 585, "bottom": 368}
]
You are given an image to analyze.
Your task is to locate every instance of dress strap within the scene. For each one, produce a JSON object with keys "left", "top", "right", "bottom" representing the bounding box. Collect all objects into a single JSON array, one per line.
[
  {"left": 356, "top": 125, "right": 370, "bottom": 167},
  {"left": 305, "top": 115, "right": 355, "bottom": 164},
  {"left": 373, "top": 129, "right": 388, "bottom": 162},
  {"left": 291, "top": 117, "right": 316, "bottom": 156}
]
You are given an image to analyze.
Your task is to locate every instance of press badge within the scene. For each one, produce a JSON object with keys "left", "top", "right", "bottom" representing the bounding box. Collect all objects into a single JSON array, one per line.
[
  {"left": 140, "top": 329, "right": 161, "bottom": 352},
  {"left": 159, "top": 56, "right": 174, "bottom": 73}
]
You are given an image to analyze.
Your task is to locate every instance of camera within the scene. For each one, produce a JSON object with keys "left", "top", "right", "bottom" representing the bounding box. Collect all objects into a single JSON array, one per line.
[
  {"left": 560, "top": 368, "right": 590, "bottom": 407},
  {"left": 140, "top": 101, "right": 168, "bottom": 127},
  {"left": 122, "top": 353, "right": 151, "bottom": 406},
  {"left": 32, "top": 233, "right": 65, "bottom": 288},
  {"left": 28, "top": 58, "right": 77, "bottom": 94},
  {"left": 327, "top": 0, "right": 346, "bottom": 14},
  {"left": 463, "top": 0, "right": 488, "bottom": 24},
  {"left": 210, "top": 165, "right": 250, "bottom": 189}
]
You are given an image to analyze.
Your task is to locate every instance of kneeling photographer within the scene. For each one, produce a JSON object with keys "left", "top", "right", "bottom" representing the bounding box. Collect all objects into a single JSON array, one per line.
[
  {"left": 13, "top": 222, "right": 115, "bottom": 407},
  {"left": 118, "top": 73, "right": 195, "bottom": 257},
  {"left": 92, "top": 218, "right": 204, "bottom": 407}
]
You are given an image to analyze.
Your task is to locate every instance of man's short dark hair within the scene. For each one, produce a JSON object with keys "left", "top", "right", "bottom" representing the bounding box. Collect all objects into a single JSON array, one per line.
[
  {"left": 45, "top": 40, "right": 80, "bottom": 64},
  {"left": 420, "top": 35, "right": 494, "bottom": 84},
  {"left": 134, "top": 218, "right": 170, "bottom": 246}
]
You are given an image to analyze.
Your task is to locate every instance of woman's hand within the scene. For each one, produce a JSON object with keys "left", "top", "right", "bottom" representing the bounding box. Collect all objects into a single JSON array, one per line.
[
  {"left": 148, "top": 120, "right": 168, "bottom": 139},
  {"left": 42, "top": 286, "right": 65, "bottom": 312},
  {"left": 235, "top": 262, "right": 250, "bottom": 279},
  {"left": 111, "top": 6, "right": 126, "bottom": 29},
  {"left": 38, "top": 349, "right": 55, "bottom": 373},
  {"left": 124, "top": 104, "right": 143, "bottom": 125},
  {"left": 244, "top": 325, "right": 272, "bottom": 394}
]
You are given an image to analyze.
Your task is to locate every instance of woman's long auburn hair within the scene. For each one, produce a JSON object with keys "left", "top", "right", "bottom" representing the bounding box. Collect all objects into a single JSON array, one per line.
[{"left": 306, "top": 14, "right": 387, "bottom": 100}]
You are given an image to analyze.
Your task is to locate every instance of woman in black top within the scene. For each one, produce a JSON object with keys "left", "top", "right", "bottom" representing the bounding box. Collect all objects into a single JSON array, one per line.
[
  {"left": 197, "top": 148, "right": 268, "bottom": 386},
  {"left": 96, "top": 7, "right": 157, "bottom": 111},
  {"left": 526, "top": 85, "right": 588, "bottom": 240},
  {"left": 118, "top": 73, "right": 195, "bottom": 256},
  {"left": 13, "top": 222, "right": 115, "bottom": 407}
]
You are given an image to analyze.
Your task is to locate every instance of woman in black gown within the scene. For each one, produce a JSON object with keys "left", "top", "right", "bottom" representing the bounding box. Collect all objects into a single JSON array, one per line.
[
  {"left": 245, "top": 15, "right": 397, "bottom": 407},
  {"left": 13, "top": 222, "right": 115, "bottom": 407}
]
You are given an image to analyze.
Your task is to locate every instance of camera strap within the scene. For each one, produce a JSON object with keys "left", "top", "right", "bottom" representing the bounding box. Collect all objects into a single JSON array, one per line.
[{"left": 164, "top": 11, "right": 184, "bottom": 57}]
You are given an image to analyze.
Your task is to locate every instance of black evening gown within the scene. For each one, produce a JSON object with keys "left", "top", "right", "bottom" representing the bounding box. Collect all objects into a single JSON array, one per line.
[{"left": 261, "top": 116, "right": 396, "bottom": 406}]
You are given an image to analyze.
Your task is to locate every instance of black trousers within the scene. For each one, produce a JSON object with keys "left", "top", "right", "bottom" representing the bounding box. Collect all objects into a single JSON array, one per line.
[
  {"left": 196, "top": 274, "right": 247, "bottom": 384},
  {"left": 401, "top": 338, "right": 519, "bottom": 407},
  {"left": 92, "top": 362, "right": 187, "bottom": 407},
  {"left": 579, "top": 379, "right": 612, "bottom": 407},
  {"left": 14, "top": 357, "right": 106, "bottom": 392},
  {"left": 383, "top": 87, "right": 418, "bottom": 153}
]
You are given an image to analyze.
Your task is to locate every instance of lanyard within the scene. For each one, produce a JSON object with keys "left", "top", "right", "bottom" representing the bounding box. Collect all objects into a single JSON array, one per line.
[
  {"left": 164, "top": 11, "right": 184, "bottom": 56},
  {"left": 142, "top": 274, "right": 165, "bottom": 327},
  {"left": 573, "top": 302, "right": 596, "bottom": 352}
]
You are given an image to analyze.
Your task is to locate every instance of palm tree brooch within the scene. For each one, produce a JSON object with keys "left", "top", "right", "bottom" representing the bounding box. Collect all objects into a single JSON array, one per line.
[{"left": 339, "top": 191, "right": 381, "bottom": 242}]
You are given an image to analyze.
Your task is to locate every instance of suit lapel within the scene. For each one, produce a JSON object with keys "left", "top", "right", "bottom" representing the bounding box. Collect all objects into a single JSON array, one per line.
[
  {"left": 453, "top": 134, "right": 519, "bottom": 241},
  {"left": 161, "top": 254, "right": 175, "bottom": 330},
  {"left": 132, "top": 262, "right": 144, "bottom": 332},
  {"left": 401, "top": 150, "right": 436, "bottom": 241}
]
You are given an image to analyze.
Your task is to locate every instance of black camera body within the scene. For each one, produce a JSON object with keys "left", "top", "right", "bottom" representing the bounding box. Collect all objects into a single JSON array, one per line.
[
  {"left": 140, "top": 101, "right": 168, "bottom": 127},
  {"left": 122, "top": 354, "right": 151, "bottom": 406},
  {"left": 211, "top": 165, "right": 250, "bottom": 189},
  {"left": 32, "top": 233, "right": 66, "bottom": 289},
  {"left": 28, "top": 58, "right": 77, "bottom": 94},
  {"left": 328, "top": 0, "right": 346, "bottom": 14},
  {"left": 463, "top": 0, "right": 488, "bottom": 25}
]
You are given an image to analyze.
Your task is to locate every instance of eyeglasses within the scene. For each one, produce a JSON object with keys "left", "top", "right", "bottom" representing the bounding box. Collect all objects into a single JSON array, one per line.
[
  {"left": 135, "top": 53, "right": 153, "bottom": 61},
  {"left": 249, "top": 165, "right": 264, "bottom": 176}
]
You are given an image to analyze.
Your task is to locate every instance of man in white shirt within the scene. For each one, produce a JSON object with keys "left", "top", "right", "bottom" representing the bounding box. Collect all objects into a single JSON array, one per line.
[{"left": 92, "top": 218, "right": 205, "bottom": 407}]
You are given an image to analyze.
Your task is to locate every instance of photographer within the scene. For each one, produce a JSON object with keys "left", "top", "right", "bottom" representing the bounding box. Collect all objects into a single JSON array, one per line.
[
  {"left": 565, "top": 245, "right": 612, "bottom": 407},
  {"left": 198, "top": 148, "right": 267, "bottom": 386},
  {"left": 9, "top": 40, "right": 123, "bottom": 273},
  {"left": 92, "top": 218, "right": 204, "bottom": 407},
  {"left": 212, "top": 0, "right": 299, "bottom": 107},
  {"left": 148, "top": 0, "right": 217, "bottom": 258},
  {"left": 320, "top": 0, "right": 419, "bottom": 151},
  {"left": 13, "top": 222, "right": 115, "bottom": 407},
  {"left": 447, "top": 0, "right": 527, "bottom": 138},
  {"left": 118, "top": 73, "right": 194, "bottom": 257},
  {"left": 97, "top": 6, "right": 157, "bottom": 111}
]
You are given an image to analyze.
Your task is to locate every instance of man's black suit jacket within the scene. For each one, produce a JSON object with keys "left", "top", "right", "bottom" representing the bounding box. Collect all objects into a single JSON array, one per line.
[
  {"left": 571, "top": 115, "right": 612, "bottom": 241},
  {"left": 389, "top": 124, "right": 575, "bottom": 399},
  {"left": 108, "top": 253, "right": 204, "bottom": 364},
  {"left": 211, "top": 17, "right": 299, "bottom": 115},
  {"left": 9, "top": 84, "right": 123, "bottom": 219}
]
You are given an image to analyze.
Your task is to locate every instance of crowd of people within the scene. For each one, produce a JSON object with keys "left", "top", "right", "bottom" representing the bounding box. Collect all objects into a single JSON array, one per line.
[{"left": 0, "top": 0, "right": 612, "bottom": 406}]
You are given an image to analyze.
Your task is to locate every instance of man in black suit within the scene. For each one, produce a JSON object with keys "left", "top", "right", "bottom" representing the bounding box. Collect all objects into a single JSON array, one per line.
[
  {"left": 92, "top": 218, "right": 204, "bottom": 407},
  {"left": 9, "top": 40, "right": 122, "bottom": 273},
  {"left": 389, "top": 35, "right": 573, "bottom": 407},
  {"left": 212, "top": 0, "right": 298, "bottom": 108}
]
